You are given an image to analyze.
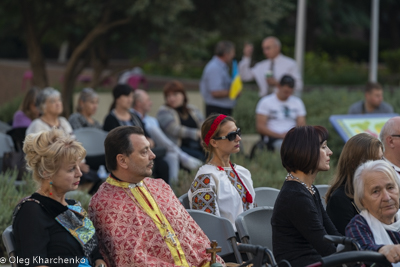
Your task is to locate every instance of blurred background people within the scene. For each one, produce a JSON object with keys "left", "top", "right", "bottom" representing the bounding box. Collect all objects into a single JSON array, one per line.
[
  {"left": 255, "top": 75, "right": 306, "bottom": 151},
  {"left": 200, "top": 41, "right": 236, "bottom": 116},
  {"left": 239, "top": 36, "right": 303, "bottom": 97},
  {"left": 272, "top": 126, "right": 339, "bottom": 266},
  {"left": 157, "top": 80, "right": 205, "bottom": 161},
  {"left": 188, "top": 114, "right": 255, "bottom": 229},
  {"left": 326, "top": 133, "right": 383, "bottom": 235},
  {"left": 26, "top": 87, "right": 73, "bottom": 136},
  {"left": 69, "top": 88, "right": 101, "bottom": 130},
  {"left": 348, "top": 82, "right": 393, "bottom": 114},
  {"left": 132, "top": 89, "right": 202, "bottom": 182},
  {"left": 380, "top": 116, "right": 400, "bottom": 180},
  {"left": 26, "top": 87, "right": 102, "bottom": 194},
  {"left": 12, "top": 87, "right": 40, "bottom": 129},
  {"left": 14, "top": 129, "right": 106, "bottom": 267},
  {"left": 104, "top": 84, "right": 170, "bottom": 183}
]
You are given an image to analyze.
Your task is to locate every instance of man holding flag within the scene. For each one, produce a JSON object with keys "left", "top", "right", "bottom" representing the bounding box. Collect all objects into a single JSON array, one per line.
[{"left": 200, "top": 40, "right": 240, "bottom": 117}]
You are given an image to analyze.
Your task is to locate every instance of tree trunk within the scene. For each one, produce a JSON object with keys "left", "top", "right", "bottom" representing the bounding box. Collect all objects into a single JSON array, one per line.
[
  {"left": 90, "top": 39, "right": 109, "bottom": 88},
  {"left": 61, "top": 14, "right": 131, "bottom": 116},
  {"left": 20, "top": 0, "right": 48, "bottom": 88}
]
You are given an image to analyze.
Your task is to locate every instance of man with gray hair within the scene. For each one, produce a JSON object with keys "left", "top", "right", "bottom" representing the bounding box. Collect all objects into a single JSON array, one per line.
[
  {"left": 200, "top": 40, "right": 236, "bottom": 116},
  {"left": 380, "top": 116, "right": 400, "bottom": 179},
  {"left": 131, "top": 89, "right": 202, "bottom": 183},
  {"left": 239, "top": 36, "right": 303, "bottom": 97}
]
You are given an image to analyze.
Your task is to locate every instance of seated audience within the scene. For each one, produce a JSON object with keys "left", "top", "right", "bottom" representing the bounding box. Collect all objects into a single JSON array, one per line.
[
  {"left": 346, "top": 160, "right": 400, "bottom": 265},
  {"left": 255, "top": 75, "right": 306, "bottom": 151},
  {"left": 188, "top": 114, "right": 255, "bottom": 229},
  {"left": 157, "top": 80, "right": 205, "bottom": 161},
  {"left": 132, "top": 89, "right": 202, "bottom": 183},
  {"left": 326, "top": 133, "right": 383, "bottom": 235},
  {"left": 272, "top": 126, "right": 339, "bottom": 266},
  {"left": 69, "top": 88, "right": 101, "bottom": 130},
  {"left": 26, "top": 87, "right": 73, "bottom": 136},
  {"left": 13, "top": 129, "right": 106, "bottom": 267},
  {"left": 89, "top": 126, "right": 224, "bottom": 267},
  {"left": 103, "top": 84, "right": 169, "bottom": 183},
  {"left": 27, "top": 87, "right": 102, "bottom": 194},
  {"left": 12, "top": 87, "right": 40, "bottom": 128},
  {"left": 348, "top": 82, "right": 393, "bottom": 114}
]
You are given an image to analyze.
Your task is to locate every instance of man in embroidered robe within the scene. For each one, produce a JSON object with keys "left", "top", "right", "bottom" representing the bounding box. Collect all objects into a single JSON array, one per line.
[{"left": 89, "top": 126, "right": 224, "bottom": 267}]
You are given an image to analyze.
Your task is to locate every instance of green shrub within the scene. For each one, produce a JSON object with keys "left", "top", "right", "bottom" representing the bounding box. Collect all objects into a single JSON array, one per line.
[
  {"left": 0, "top": 95, "right": 23, "bottom": 123},
  {"left": 381, "top": 48, "right": 400, "bottom": 74},
  {"left": 0, "top": 170, "right": 36, "bottom": 257}
]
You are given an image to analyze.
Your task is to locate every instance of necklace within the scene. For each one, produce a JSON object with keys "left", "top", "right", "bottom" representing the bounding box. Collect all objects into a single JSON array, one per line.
[
  {"left": 286, "top": 173, "right": 315, "bottom": 195},
  {"left": 122, "top": 183, "right": 179, "bottom": 247}
]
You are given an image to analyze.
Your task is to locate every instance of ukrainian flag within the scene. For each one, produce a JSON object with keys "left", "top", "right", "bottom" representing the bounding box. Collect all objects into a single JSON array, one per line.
[{"left": 229, "top": 59, "right": 243, "bottom": 100}]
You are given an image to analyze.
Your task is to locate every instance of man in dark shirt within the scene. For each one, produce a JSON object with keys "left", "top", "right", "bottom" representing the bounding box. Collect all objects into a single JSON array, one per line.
[{"left": 348, "top": 82, "right": 393, "bottom": 114}]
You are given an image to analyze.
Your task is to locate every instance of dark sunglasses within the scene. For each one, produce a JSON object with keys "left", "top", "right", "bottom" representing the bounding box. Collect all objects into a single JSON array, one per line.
[{"left": 213, "top": 128, "right": 241, "bottom": 141}]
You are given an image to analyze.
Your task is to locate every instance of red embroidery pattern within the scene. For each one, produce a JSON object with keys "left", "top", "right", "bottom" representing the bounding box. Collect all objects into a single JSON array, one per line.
[
  {"left": 225, "top": 170, "right": 251, "bottom": 211},
  {"left": 190, "top": 174, "right": 217, "bottom": 214},
  {"left": 89, "top": 178, "right": 224, "bottom": 267}
]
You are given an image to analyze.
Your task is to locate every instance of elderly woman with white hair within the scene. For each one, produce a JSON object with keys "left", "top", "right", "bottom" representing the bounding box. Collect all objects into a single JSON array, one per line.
[
  {"left": 26, "top": 87, "right": 73, "bottom": 136},
  {"left": 346, "top": 160, "right": 400, "bottom": 265}
]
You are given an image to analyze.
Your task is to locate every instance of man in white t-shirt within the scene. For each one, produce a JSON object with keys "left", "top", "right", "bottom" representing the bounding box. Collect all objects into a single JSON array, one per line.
[
  {"left": 239, "top": 36, "right": 303, "bottom": 97},
  {"left": 380, "top": 116, "right": 400, "bottom": 180},
  {"left": 256, "top": 75, "right": 306, "bottom": 151}
]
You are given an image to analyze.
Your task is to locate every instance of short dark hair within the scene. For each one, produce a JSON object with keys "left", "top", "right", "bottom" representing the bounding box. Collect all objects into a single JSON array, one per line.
[
  {"left": 104, "top": 126, "right": 144, "bottom": 171},
  {"left": 280, "top": 75, "right": 295, "bottom": 88},
  {"left": 215, "top": 41, "right": 235, "bottom": 57},
  {"left": 365, "top": 82, "right": 382, "bottom": 93},
  {"left": 281, "top": 126, "right": 329, "bottom": 174}
]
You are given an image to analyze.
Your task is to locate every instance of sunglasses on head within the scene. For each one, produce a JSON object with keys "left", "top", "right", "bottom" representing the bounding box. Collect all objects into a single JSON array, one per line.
[{"left": 213, "top": 128, "right": 241, "bottom": 142}]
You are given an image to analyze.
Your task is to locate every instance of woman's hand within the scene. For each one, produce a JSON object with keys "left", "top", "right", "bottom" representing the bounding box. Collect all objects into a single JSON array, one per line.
[
  {"left": 379, "top": 244, "right": 400, "bottom": 263},
  {"left": 95, "top": 259, "right": 107, "bottom": 267}
]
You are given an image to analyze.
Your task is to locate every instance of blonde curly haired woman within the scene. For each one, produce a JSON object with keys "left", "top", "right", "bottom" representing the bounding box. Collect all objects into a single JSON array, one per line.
[{"left": 13, "top": 129, "right": 106, "bottom": 267}]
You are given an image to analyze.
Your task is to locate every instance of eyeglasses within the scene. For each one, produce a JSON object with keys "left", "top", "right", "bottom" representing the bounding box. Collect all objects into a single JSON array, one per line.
[
  {"left": 391, "top": 135, "right": 400, "bottom": 138},
  {"left": 213, "top": 128, "right": 241, "bottom": 141}
]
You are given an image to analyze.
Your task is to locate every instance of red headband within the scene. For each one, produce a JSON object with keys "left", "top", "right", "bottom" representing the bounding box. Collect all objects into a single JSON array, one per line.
[{"left": 204, "top": 114, "right": 227, "bottom": 145}]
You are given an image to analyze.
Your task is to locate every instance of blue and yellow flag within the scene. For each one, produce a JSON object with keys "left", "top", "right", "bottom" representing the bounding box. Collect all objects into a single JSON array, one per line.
[{"left": 229, "top": 59, "right": 243, "bottom": 100}]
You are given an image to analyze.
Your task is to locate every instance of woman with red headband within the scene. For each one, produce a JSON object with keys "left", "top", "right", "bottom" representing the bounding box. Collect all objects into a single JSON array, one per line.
[{"left": 188, "top": 114, "right": 255, "bottom": 229}]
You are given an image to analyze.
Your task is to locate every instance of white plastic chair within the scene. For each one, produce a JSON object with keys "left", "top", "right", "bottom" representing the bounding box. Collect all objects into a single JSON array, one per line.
[{"left": 74, "top": 128, "right": 108, "bottom": 156}]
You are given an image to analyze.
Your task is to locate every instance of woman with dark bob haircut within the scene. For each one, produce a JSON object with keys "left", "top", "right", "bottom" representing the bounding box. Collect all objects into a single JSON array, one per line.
[{"left": 271, "top": 125, "right": 340, "bottom": 266}]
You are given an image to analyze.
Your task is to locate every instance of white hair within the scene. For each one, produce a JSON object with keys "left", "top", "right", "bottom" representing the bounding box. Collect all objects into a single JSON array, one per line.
[
  {"left": 353, "top": 160, "right": 400, "bottom": 210},
  {"left": 37, "top": 87, "right": 61, "bottom": 113}
]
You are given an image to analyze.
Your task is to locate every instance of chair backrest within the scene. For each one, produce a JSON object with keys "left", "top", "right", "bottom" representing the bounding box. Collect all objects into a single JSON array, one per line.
[
  {"left": 254, "top": 187, "right": 280, "bottom": 208},
  {"left": 0, "top": 121, "right": 12, "bottom": 134},
  {"left": 235, "top": 206, "right": 274, "bottom": 250},
  {"left": 74, "top": 128, "right": 108, "bottom": 156},
  {"left": 315, "top": 184, "right": 330, "bottom": 209},
  {"left": 0, "top": 132, "right": 14, "bottom": 155},
  {"left": 178, "top": 193, "right": 190, "bottom": 209},
  {"left": 2, "top": 225, "right": 17, "bottom": 267},
  {"left": 187, "top": 209, "right": 242, "bottom": 263}
]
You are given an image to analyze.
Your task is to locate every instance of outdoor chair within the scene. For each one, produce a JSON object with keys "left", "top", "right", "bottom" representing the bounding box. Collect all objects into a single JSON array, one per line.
[
  {"left": 315, "top": 184, "right": 330, "bottom": 209},
  {"left": 187, "top": 209, "right": 242, "bottom": 263},
  {"left": 0, "top": 120, "right": 12, "bottom": 134},
  {"left": 178, "top": 192, "right": 190, "bottom": 209},
  {"left": 2, "top": 225, "right": 17, "bottom": 267},
  {"left": 254, "top": 187, "right": 280, "bottom": 208},
  {"left": 0, "top": 132, "right": 15, "bottom": 171},
  {"left": 235, "top": 206, "right": 274, "bottom": 260}
]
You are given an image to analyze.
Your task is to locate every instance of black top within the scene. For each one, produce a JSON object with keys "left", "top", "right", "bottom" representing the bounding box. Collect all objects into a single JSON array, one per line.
[
  {"left": 271, "top": 181, "right": 340, "bottom": 266},
  {"left": 13, "top": 193, "right": 102, "bottom": 267},
  {"left": 176, "top": 106, "right": 200, "bottom": 149},
  {"left": 326, "top": 185, "right": 359, "bottom": 235},
  {"left": 103, "top": 110, "right": 150, "bottom": 137}
]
